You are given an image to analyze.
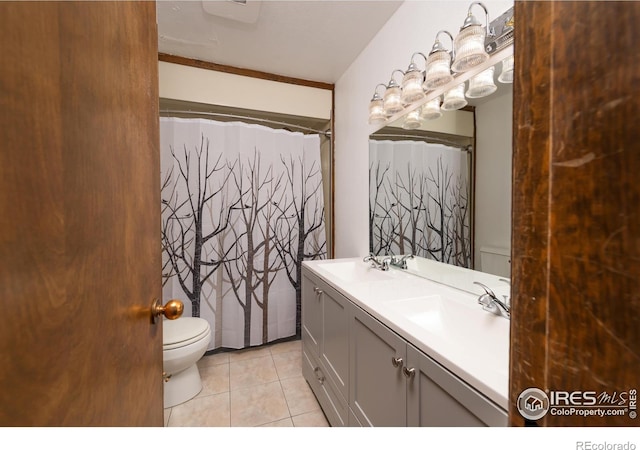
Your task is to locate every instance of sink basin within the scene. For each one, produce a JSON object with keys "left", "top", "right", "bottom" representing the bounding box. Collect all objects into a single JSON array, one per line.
[
  {"left": 384, "top": 295, "right": 509, "bottom": 367},
  {"left": 315, "top": 260, "right": 395, "bottom": 283}
]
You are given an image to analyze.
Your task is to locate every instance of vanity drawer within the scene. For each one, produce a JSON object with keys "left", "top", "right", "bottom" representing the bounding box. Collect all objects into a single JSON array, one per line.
[{"left": 302, "top": 342, "right": 347, "bottom": 427}]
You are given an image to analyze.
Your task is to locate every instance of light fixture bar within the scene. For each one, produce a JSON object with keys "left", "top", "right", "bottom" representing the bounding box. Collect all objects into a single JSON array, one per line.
[
  {"left": 372, "top": 44, "right": 512, "bottom": 132},
  {"left": 486, "top": 6, "right": 514, "bottom": 54}
]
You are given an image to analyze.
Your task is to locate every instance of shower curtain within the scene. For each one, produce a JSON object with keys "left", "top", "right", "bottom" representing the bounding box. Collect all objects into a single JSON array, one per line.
[
  {"left": 369, "top": 140, "right": 471, "bottom": 268},
  {"left": 160, "top": 117, "right": 326, "bottom": 350}
]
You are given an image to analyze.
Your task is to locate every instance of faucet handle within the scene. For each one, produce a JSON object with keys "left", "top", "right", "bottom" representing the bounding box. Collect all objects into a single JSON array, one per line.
[{"left": 473, "top": 281, "right": 498, "bottom": 299}]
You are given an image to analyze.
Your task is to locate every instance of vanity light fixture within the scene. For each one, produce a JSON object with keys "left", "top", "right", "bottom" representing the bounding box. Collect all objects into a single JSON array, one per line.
[
  {"left": 423, "top": 31, "right": 455, "bottom": 90},
  {"left": 368, "top": 83, "right": 388, "bottom": 125},
  {"left": 402, "top": 109, "right": 421, "bottom": 130},
  {"left": 466, "top": 66, "right": 497, "bottom": 98},
  {"left": 401, "top": 53, "right": 428, "bottom": 105},
  {"left": 420, "top": 96, "right": 443, "bottom": 120},
  {"left": 498, "top": 54, "right": 514, "bottom": 83},
  {"left": 441, "top": 83, "right": 468, "bottom": 111},
  {"left": 383, "top": 70, "right": 406, "bottom": 116},
  {"left": 368, "top": 4, "right": 513, "bottom": 128},
  {"left": 451, "top": 2, "right": 493, "bottom": 73}
]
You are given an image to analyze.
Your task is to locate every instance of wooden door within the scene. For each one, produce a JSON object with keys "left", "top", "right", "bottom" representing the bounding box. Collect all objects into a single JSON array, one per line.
[
  {"left": 0, "top": 2, "right": 162, "bottom": 426},
  {"left": 510, "top": 1, "right": 640, "bottom": 426}
]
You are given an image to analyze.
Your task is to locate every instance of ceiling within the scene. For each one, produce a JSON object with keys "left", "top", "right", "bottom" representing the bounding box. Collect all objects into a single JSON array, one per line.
[{"left": 156, "top": 0, "right": 403, "bottom": 84}]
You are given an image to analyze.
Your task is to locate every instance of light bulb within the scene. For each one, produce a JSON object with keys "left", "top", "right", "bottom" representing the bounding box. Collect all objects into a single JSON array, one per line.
[
  {"left": 442, "top": 84, "right": 468, "bottom": 111},
  {"left": 420, "top": 97, "right": 442, "bottom": 120},
  {"left": 466, "top": 67, "right": 497, "bottom": 98}
]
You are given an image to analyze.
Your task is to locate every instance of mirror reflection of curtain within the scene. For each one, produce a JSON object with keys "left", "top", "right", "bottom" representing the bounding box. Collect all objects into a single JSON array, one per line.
[
  {"left": 160, "top": 117, "right": 326, "bottom": 350},
  {"left": 369, "top": 140, "right": 471, "bottom": 268}
]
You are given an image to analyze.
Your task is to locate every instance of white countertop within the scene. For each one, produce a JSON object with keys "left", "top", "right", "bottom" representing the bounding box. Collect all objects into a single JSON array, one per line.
[{"left": 302, "top": 257, "right": 510, "bottom": 411}]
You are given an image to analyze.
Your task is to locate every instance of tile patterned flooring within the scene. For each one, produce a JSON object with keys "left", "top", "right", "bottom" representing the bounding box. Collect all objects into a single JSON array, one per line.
[{"left": 163, "top": 339, "right": 329, "bottom": 427}]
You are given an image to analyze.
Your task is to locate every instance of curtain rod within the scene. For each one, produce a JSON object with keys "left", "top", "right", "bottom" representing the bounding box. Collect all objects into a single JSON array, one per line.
[{"left": 160, "top": 109, "right": 331, "bottom": 136}]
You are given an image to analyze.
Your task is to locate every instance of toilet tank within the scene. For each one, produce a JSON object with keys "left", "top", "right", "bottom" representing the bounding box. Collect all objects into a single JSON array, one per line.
[{"left": 479, "top": 246, "right": 511, "bottom": 277}]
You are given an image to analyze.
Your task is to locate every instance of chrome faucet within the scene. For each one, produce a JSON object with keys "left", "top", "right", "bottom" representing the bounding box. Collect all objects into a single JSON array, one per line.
[
  {"left": 363, "top": 253, "right": 376, "bottom": 263},
  {"left": 390, "top": 254, "right": 414, "bottom": 269},
  {"left": 498, "top": 278, "right": 511, "bottom": 311},
  {"left": 363, "top": 253, "right": 391, "bottom": 271},
  {"left": 473, "top": 281, "right": 510, "bottom": 319}
]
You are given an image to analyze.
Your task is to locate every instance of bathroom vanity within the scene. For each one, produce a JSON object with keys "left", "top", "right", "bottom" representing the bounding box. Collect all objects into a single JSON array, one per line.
[{"left": 301, "top": 257, "right": 509, "bottom": 427}]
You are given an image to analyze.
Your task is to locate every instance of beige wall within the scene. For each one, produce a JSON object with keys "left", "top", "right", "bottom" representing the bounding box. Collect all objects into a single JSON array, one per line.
[{"left": 159, "top": 61, "right": 332, "bottom": 119}]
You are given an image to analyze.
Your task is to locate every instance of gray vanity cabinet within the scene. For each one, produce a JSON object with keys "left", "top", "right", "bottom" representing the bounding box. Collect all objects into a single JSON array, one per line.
[
  {"left": 349, "top": 304, "right": 407, "bottom": 426},
  {"left": 301, "top": 270, "right": 350, "bottom": 426},
  {"left": 349, "top": 302, "right": 508, "bottom": 427},
  {"left": 406, "top": 344, "right": 508, "bottom": 426},
  {"left": 302, "top": 265, "right": 508, "bottom": 427},
  {"left": 301, "top": 272, "right": 322, "bottom": 357}
]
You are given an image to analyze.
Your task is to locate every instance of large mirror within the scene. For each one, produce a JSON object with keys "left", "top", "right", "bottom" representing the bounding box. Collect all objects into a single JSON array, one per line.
[{"left": 369, "top": 43, "right": 513, "bottom": 291}]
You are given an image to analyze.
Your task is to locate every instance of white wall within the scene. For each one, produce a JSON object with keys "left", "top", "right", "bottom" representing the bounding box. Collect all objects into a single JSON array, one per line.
[
  {"left": 334, "top": 0, "right": 513, "bottom": 258},
  {"left": 385, "top": 108, "right": 474, "bottom": 137},
  {"left": 474, "top": 88, "right": 513, "bottom": 269}
]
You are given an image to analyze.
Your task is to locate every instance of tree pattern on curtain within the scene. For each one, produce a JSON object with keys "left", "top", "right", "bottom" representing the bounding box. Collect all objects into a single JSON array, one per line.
[
  {"left": 369, "top": 140, "right": 471, "bottom": 268},
  {"left": 161, "top": 118, "right": 326, "bottom": 350}
]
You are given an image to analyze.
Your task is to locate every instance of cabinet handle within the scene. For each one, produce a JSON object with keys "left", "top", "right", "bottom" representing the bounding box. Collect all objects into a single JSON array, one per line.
[
  {"left": 402, "top": 367, "right": 416, "bottom": 379},
  {"left": 391, "top": 356, "right": 403, "bottom": 368},
  {"left": 313, "top": 287, "right": 323, "bottom": 295},
  {"left": 314, "top": 367, "right": 325, "bottom": 385}
]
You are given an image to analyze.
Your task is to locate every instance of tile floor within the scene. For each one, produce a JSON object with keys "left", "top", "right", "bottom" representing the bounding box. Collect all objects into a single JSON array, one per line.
[{"left": 163, "top": 339, "right": 329, "bottom": 427}]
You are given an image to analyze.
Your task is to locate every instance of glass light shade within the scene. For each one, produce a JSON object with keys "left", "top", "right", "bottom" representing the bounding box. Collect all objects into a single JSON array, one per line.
[
  {"left": 420, "top": 97, "right": 442, "bottom": 121},
  {"left": 401, "top": 70, "right": 426, "bottom": 105},
  {"left": 452, "top": 24, "right": 489, "bottom": 72},
  {"left": 423, "top": 51, "right": 453, "bottom": 90},
  {"left": 466, "top": 66, "right": 497, "bottom": 98},
  {"left": 368, "top": 98, "right": 386, "bottom": 125},
  {"left": 498, "top": 54, "right": 514, "bottom": 83},
  {"left": 441, "top": 84, "right": 468, "bottom": 111},
  {"left": 383, "top": 85, "right": 403, "bottom": 116},
  {"left": 402, "top": 109, "right": 421, "bottom": 130}
]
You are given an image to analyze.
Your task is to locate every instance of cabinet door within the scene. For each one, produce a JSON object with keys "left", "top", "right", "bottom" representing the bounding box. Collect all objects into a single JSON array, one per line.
[
  {"left": 406, "top": 344, "right": 508, "bottom": 427},
  {"left": 319, "top": 282, "right": 350, "bottom": 403},
  {"left": 302, "top": 271, "right": 322, "bottom": 358},
  {"left": 349, "top": 304, "right": 407, "bottom": 426},
  {"left": 348, "top": 407, "right": 363, "bottom": 427}
]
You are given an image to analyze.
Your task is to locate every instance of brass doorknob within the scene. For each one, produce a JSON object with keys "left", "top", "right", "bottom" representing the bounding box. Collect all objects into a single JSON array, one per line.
[{"left": 151, "top": 298, "right": 184, "bottom": 323}]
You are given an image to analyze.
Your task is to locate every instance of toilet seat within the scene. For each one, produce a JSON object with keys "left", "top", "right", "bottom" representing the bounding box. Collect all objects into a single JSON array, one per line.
[{"left": 163, "top": 317, "right": 210, "bottom": 351}]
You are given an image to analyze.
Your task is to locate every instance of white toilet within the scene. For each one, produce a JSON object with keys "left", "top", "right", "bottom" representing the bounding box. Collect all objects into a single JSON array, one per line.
[{"left": 163, "top": 317, "right": 211, "bottom": 408}]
